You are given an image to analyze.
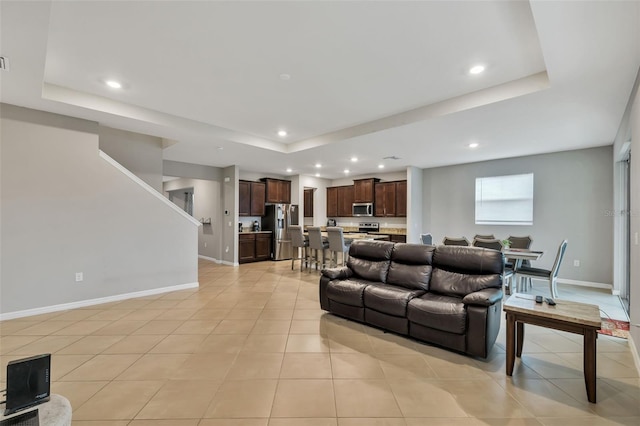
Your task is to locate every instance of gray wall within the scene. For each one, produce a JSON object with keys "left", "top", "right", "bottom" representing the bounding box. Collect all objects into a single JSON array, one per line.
[
  {"left": 423, "top": 146, "right": 613, "bottom": 284},
  {"left": 0, "top": 105, "right": 199, "bottom": 315},
  {"left": 164, "top": 178, "right": 222, "bottom": 260},
  {"left": 99, "top": 126, "right": 164, "bottom": 192}
]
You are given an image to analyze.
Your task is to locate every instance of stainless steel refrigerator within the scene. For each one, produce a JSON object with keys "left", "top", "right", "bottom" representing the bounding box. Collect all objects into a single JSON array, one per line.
[{"left": 261, "top": 204, "right": 299, "bottom": 260}]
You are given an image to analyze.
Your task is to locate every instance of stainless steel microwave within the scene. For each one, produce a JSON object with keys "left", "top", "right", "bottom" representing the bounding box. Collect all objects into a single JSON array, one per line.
[{"left": 352, "top": 203, "right": 374, "bottom": 217}]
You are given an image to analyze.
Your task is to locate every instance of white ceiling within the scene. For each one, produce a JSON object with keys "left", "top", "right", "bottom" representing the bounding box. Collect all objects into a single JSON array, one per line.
[{"left": 1, "top": 1, "right": 639, "bottom": 179}]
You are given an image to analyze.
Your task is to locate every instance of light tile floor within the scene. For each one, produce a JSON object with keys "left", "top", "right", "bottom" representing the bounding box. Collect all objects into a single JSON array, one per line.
[{"left": 0, "top": 259, "right": 637, "bottom": 425}]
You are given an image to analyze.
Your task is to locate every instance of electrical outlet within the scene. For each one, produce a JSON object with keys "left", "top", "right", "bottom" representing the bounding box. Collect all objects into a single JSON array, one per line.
[
  {"left": 75, "top": 272, "right": 83, "bottom": 282},
  {"left": 573, "top": 260, "right": 580, "bottom": 267},
  {"left": 204, "top": 242, "right": 207, "bottom": 248},
  {"left": 225, "top": 246, "right": 229, "bottom": 253}
]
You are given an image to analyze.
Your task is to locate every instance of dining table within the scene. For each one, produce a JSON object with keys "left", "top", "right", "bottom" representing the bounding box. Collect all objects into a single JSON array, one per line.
[{"left": 502, "top": 248, "right": 544, "bottom": 294}]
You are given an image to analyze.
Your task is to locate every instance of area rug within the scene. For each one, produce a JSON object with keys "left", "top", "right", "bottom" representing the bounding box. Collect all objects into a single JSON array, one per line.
[{"left": 598, "top": 318, "right": 630, "bottom": 339}]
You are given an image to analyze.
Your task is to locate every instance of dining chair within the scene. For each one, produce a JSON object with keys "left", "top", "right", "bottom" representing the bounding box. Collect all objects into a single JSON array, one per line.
[
  {"left": 289, "top": 225, "right": 309, "bottom": 271},
  {"left": 472, "top": 238, "right": 503, "bottom": 251},
  {"left": 473, "top": 238, "right": 513, "bottom": 292},
  {"left": 474, "top": 234, "right": 495, "bottom": 240},
  {"left": 326, "top": 227, "right": 350, "bottom": 267},
  {"left": 307, "top": 226, "right": 329, "bottom": 271},
  {"left": 507, "top": 235, "right": 533, "bottom": 289},
  {"left": 420, "top": 233, "right": 433, "bottom": 245},
  {"left": 442, "top": 236, "right": 470, "bottom": 246},
  {"left": 514, "top": 240, "right": 568, "bottom": 298}
]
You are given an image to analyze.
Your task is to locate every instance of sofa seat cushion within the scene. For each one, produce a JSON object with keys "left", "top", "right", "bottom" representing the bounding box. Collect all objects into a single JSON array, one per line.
[
  {"left": 407, "top": 293, "right": 467, "bottom": 334},
  {"left": 326, "top": 278, "right": 373, "bottom": 307},
  {"left": 363, "top": 284, "right": 425, "bottom": 317}
]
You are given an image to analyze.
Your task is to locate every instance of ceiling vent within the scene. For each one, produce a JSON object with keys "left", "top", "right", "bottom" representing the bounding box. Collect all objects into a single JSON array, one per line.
[
  {"left": 0, "top": 56, "right": 9, "bottom": 71},
  {"left": 383, "top": 156, "right": 401, "bottom": 160}
]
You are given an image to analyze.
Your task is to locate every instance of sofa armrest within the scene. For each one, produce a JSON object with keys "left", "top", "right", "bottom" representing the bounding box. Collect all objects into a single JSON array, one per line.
[
  {"left": 321, "top": 267, "right": 353, "bottom": 280},
  {"left": 462, "top": 288, "right": 503, "bottom": 307}
]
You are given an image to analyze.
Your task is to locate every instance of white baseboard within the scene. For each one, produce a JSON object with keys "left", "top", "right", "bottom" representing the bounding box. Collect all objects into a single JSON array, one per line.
[
  {"left": 198, "top": 255, "right": 238, "bottom": 266},
  {"left": 556, "top": 278, "right": 613, "bottom": 290},
  {"left": 612, "top": 289, "right": 621, "bottom": 296},
  {"left": 0, "top": 282, "right": 199, "bottom": 321}
]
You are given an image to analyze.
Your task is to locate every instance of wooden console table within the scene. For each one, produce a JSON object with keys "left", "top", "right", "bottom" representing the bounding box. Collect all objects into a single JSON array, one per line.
[{"left": 503, "top": 294, "right": 601, "bottom": 403}]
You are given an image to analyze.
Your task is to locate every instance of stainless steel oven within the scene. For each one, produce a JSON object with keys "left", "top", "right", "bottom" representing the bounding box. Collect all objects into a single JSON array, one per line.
[{"left": 352, "top": 202, "right": 374, "bottom": 217}]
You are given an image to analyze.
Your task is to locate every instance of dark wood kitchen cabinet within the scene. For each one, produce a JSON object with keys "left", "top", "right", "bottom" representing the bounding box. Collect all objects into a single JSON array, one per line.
[
  {"left": 375, "top": 182, "right": 396, "bottom": 217},
  {"left": 353, "top": 178, "right": 379, "bottom": 203},
  {"left": 263, "top": 178, "right": 291, "bottom": 204},
  {"left": 326, "top": 185, "right": 354, "bottom": 217},
  {"left": 239, "top": 181, "right": 251, "bottom": 216},
  {"left": 375, "top": 180, "right": 407, "bottom": 217},
  {"left": 239, "top": 233, "right": 256, "bottom": 262},
  {"left": 395, "top": 180, "right": 407, "bottom": 217},
  {"left": 337, "top": 185, "right": 354, "bottom": 217},
  {"left": 255, "top": 233, "right": 272, "bottom": 260},
  {"left": 239, "top": 232, "right": 272, "bottom": 263},
  {"left": 239, "top": 180, "right": 266, "bottom": 216},
  {"left": 250, "top": 181, "right": 266, "bottom": 216},
  {"left": 326, "top": 186, "right": 338, "bottom": 217},
  {"left": 304, "top": 188, "right": 314, "bottom": 217}
]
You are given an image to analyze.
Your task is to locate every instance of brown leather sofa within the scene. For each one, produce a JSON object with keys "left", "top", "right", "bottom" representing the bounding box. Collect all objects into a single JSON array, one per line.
[{"left": 319, "top": 240, "right": 504, "bottom": 358}]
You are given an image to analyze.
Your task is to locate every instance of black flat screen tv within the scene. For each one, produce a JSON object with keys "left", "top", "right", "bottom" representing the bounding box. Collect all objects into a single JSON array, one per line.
[{"left": 4, "top": 354, "right": 51, "bottom": 416}]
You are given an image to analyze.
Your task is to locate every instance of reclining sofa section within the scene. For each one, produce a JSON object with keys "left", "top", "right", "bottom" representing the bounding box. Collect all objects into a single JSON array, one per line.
[{"left": 319, "top": 240, "right": 504, "bottom": 358}]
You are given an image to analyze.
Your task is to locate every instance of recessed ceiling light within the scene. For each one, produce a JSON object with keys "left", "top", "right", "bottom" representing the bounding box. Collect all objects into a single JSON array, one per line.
[
  {"left": 378, "top": 164, "right": 385, "bottom": 169},
  {"left": 277, "top": 130, "right": 288, "bottom": 137},
  {"left": 469, "top": 65, "right": 485, "bottom": 75},
  {"left": 286, "top": 168, "right": 292, "bottom": 173},
  {"left": 216, "top": 146, "right": 224, "bottom": 151},
  {"left": 315, "top": 173, "right": 320, "bottom": 177},
  {"left": 469, "top": 142, "right": 479, "bottom": 148},
  {"left": 344, "top": 169, "right": 350, "bottom": 174},
  {"left": 279, "top": 73, "right": 291, "bottom": 81},
  {"left": 315, "top": 163, "right": 322, "bottom": 168},
  {"left": 350, "top": 157, "right": 358, "bottom": 162},
  {"left": 105, "top": 80, "right": 122, "bottom": 89}
]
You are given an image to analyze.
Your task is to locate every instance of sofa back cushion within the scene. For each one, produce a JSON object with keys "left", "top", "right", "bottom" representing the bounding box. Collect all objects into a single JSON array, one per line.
[
  {"left": 430, "top": 246, "right": 503, "bottom": 297},
  {"left": 387, "top": 243, "right": 434, "bottom": 291},
  {"left": 347, "top": 240, "right": 395, "bottom": 283}
]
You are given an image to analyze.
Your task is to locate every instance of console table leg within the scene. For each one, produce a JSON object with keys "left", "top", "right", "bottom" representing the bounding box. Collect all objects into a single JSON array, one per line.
[
  {"left": 516, "top": 322, "right": 524, "bottom": 357},
  {"left": 584, "top": 329, "right": 597, "bottom": 403},
  {"left": 506, "top": 313, "right": 516, "bottom": 376}
]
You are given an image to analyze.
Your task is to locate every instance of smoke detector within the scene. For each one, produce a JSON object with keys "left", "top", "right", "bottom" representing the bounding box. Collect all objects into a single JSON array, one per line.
[{"left": 0, "top": 56, "right": 9, "bottom": 71}]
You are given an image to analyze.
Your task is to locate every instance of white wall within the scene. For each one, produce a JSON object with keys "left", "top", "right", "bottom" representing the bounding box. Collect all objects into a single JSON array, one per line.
[
  {"left": 98, "top": 125, "right": 164, "bottom": 192},
  {"left": 423, "top": 146, "right": 613, "bottom": 284},
  {"left": 628, "top": 76, "right": 640, "bottom": 354},
  {"left": 0, "top": 105, "right": 199, "bottom": 316}
]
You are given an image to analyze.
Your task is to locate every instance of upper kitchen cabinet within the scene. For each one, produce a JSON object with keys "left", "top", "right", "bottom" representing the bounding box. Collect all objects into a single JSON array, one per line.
[
  {"left": 304, "top": 188, "right": 314, "bottom": 217},
  {"left": 239, "top": 180, "right": 266, "bottom": 216},
  {"left": 326, "top": 185, "right": 353, "bottom": 217},
  {"left": 239, "top": 180, "right": 251, "bottom": 216},
  {"left": 375, "top": 182, "right": 396, "bottom": 217},
  {"left": 395, "top": 180, "right": 407, "bottom": 217},
  {"left": 263, "top": 178, "right": 291, "bottom": 204},
  {"left": 337, "top": 185, "right": 354, "bottom": 217},
  {"left": 250, "top": 181, "right": 266, "bottom": 216},
  {"left": 326, "top": 186, "right": 338, "bottom": 217},
  {"left": 353, "top": 178, "right": 379, "bottom": 203},
  {"left": 375, "top": 180, "right": 407, "bottom": 217}
]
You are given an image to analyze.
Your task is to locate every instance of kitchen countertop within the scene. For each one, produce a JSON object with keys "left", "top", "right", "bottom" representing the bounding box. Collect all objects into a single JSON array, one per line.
[
  {"left": 309, "top": 226, "right": 406, "bottom": 236},
  {"left": 239, "top": 230, "right": 272, "bottom": 234}
]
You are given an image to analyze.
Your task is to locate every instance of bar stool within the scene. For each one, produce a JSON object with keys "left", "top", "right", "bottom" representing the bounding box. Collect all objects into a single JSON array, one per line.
[
  {"left": 326, "top": 227, "right": 350, "bottom": 267},
  {"left": 307, "top": 226, "right": 329, "bottom": 271},
  {"left": 289, "top": 225, "right": 309, "bottom": 271}
]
